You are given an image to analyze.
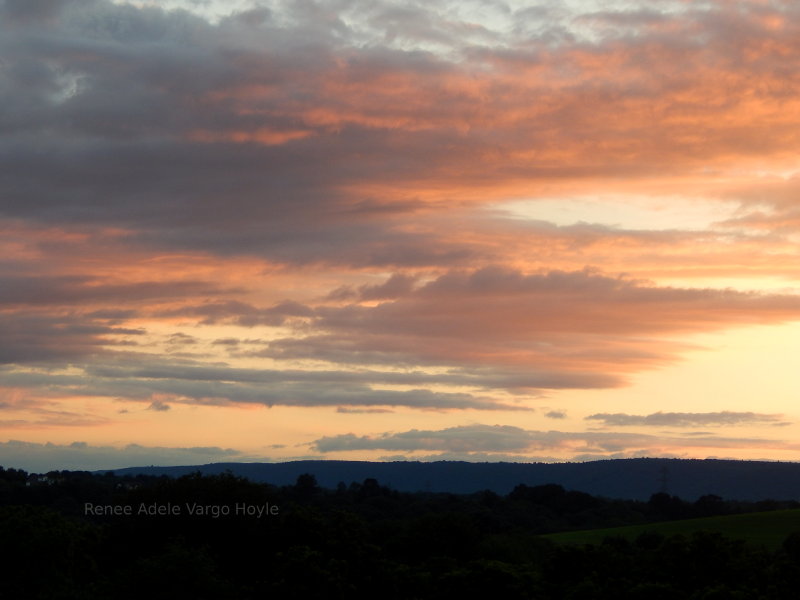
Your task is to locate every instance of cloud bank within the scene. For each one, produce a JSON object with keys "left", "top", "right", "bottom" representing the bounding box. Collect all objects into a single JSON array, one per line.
[
  {"left": 0, "top": 440, "right": 244, "bottom": 473},
  {"left": 2, "top": 0, "right": 800, "bottom": 465}
]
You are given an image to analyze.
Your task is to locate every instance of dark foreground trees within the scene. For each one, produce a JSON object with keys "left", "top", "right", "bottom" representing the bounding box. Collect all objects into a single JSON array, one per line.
[{"left": 2, "top": 469, "right": 800, "bottom": 599}]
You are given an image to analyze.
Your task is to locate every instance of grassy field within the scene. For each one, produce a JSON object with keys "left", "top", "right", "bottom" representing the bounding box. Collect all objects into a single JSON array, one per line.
[{"left": 543, "top": 509, "right": 800, "bottom": 550}]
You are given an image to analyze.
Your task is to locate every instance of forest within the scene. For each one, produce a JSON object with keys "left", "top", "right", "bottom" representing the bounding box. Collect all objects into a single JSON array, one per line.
[{"left": 2, "top": 465, "right": 800, "bottom": 599}]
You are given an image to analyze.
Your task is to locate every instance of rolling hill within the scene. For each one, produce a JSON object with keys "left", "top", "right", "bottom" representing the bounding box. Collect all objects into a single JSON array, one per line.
[{"left": 104, "top": 457, "right": 800, "bottom": 501}]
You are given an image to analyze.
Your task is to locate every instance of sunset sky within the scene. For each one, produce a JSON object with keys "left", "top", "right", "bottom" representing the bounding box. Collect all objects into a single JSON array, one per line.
[{"left": 3, "top": 0, "right": 800, "bottom": 472}]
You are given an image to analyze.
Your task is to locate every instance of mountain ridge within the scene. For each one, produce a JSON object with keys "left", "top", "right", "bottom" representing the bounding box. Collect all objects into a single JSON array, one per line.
[{"left": 102, "top": 457, "right": 800, "bottom": 501}]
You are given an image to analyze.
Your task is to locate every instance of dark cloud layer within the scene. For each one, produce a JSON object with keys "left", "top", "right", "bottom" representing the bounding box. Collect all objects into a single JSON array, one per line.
[
  {"left": 1, "top": 361, "right": 527, "bottom": 411},
  {"left": 0, "top": 275, "right": 222, "bottom": 306},
  {"left": 0, "top": 313, "right": 142, "bottom": 364}
]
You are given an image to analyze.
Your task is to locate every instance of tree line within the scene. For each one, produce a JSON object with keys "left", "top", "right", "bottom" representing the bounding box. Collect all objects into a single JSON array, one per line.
[{"left": 2, "top": 465, "right": 800, "bottom": 599}]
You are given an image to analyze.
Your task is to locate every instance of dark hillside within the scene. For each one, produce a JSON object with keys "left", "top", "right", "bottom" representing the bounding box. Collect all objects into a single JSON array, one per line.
[{"left": 107, "top": 457, "right": 800, "bottom": 501}]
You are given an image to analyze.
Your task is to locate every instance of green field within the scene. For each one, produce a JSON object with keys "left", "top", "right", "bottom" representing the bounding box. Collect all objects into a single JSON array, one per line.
[{"left": 543, "top": 509, "right": 800, "bottom": 550}]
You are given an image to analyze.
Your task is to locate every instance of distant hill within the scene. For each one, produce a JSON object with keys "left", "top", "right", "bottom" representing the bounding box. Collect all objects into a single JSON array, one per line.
[{"left": 104, "top": 457, "right": 800, "bottom": 501}]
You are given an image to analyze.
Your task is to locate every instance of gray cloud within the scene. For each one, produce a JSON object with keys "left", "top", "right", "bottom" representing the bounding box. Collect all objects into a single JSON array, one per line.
[
  {"left": 82, "top": 360, "right": 616, "bottom": 397},
  {"left": 165, "top": 333, "right": 197, "bottom": 346},
  {"left": 336, "top": 407, "right": 395, "bottom": 414},
  {"left": 586, "top": 411, "right": 789, "bottom": 427},
  {"left": 1, "top": 361, "right": 528, "bottom": 411},
  {"left": 328, "top": 273, "right": 419, "bottom": 302},
  {"left": 545, "top": 411, "right": 566, "bottom": 419},
  {"left": 378, "top": 452, "right": 561, "bottom": 463},
  {"left": 0, "top": 439, "right": 244, "bottom": 472},
  {"left": 160, "top": 300, "right": 315, "bottom": 327},
  {"left": 0, "top": 0, "right": 69, "bottom": 23},
  {"left": 147, "top": 400, "right": 171, "bottom": 412},
  {"left": 0, "top": 313, "right": 143, "bottom": 364},
  {"left": 313, "top": 425, "right": 537, "bottom": 453},
  {"left": 310, "top": 423, "right": 800, "bottom": 456},
  {"left": 0, "top": 272, "right": 229, "bottom": 366},
  {"left": 0, "top": 275, "right": 224, "bottom": 306}
]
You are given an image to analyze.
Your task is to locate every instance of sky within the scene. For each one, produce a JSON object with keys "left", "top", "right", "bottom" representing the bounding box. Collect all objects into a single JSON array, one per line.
[{"left": 2, "top": 0, "right": 800, "bottom": 472}]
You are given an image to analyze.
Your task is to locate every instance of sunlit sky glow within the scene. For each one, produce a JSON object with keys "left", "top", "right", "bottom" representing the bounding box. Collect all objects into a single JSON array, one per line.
[{"left": 3, "top": 0, "right": 800, "bottom": 472}]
